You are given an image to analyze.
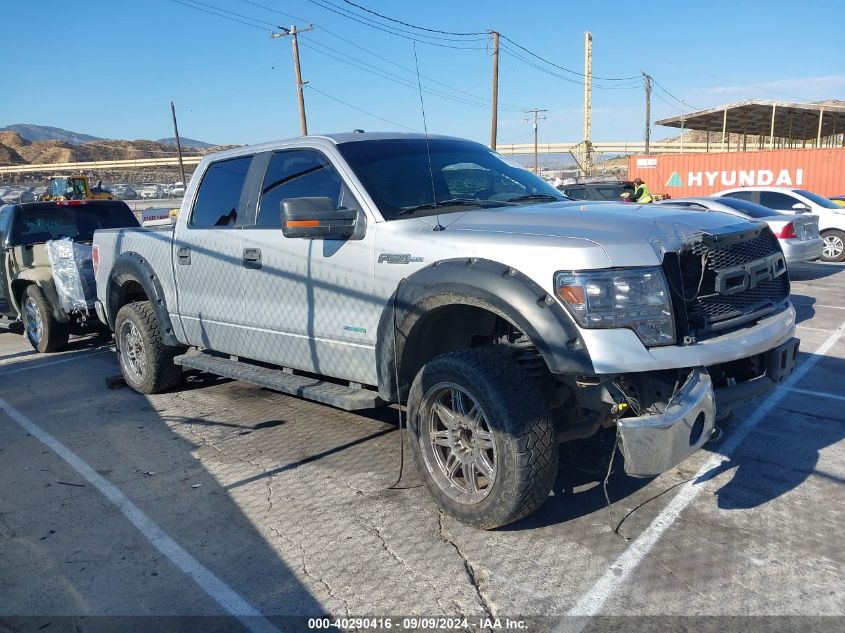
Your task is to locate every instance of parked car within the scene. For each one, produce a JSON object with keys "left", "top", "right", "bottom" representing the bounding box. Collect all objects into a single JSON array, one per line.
[
  {"left": 715, "top": 186, "right": 845, "bottom": 262},
  {"left": 139, "top": 184, "right": 166, "bottom": 199},
  {"left": 109, "top": 184, "right": 139, "bottom": 201},
  {"left": 558, "top": 180, "right": 635, "bottom": 201},
  {"left": 94, "top": 132, "right": 799, "bottom": 529},
  {"left": 0, "top": 200, "right": 140, "bottom": 352},
  {"left": 168, "top": 182, "right": 186, "bottom": 197},
  {"left": 656, "top": 197, "right": 822, "bottom": 264}
]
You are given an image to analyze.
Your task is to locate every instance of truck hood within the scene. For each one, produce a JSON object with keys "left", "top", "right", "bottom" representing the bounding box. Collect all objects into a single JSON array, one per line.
[{"left": 438, "top": 201, "right": 755, "bottom": 266}]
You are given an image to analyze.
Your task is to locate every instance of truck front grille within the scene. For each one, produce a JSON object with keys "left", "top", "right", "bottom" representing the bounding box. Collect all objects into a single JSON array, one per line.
[{"left": 665, "top": 226, "right": 790, "bottom": 341}]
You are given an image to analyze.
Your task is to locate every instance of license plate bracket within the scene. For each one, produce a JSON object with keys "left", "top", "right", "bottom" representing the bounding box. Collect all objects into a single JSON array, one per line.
[{"left": 765, "top": 337, "right": 800, "bottom": 383}]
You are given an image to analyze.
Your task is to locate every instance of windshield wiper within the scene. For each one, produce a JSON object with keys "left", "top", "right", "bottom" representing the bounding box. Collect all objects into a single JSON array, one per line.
[
  {"left": 396, "top": 198, "right": 483, "bottom": 216},
  {"left": 506, "top": 193, "right": 563, "bottom": 203}
]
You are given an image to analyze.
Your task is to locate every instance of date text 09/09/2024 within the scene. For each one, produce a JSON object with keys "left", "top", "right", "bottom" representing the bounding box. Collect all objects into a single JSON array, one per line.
[{"left": 307, "top": 617, "right": 528, "bottom": 630}]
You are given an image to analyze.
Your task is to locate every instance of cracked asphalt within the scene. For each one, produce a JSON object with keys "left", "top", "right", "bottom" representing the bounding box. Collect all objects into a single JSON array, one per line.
[{"left": 0, "top": 262, "right": 843, "bottom": 632}]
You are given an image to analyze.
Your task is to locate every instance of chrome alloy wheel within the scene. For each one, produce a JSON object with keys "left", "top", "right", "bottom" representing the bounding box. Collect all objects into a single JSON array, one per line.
[
  {"left": 421, "top": 382, "right": 497, "bottom": 504},
  {"left": 823, "top": 234, "right": 844, "bottom": 260},
  {"left": 23, "top": 296, "right": 43, "bottom": 345},
  {"left": 119, "top": 320, "right": 146, "bottom": 382}
]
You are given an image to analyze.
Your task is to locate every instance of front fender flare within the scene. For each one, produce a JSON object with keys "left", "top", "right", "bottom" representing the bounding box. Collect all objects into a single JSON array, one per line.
[
  {"left": 375, "top": 258, "right": 594, "bottom": 401},
  {"left": 107, "top": 251, "right": 180, "bottom": 346}
]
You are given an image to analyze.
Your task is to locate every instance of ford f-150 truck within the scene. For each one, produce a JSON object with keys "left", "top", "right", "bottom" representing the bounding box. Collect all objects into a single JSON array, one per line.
[{"left": 93, "top": 132, "right": 799, "bottom": 528}]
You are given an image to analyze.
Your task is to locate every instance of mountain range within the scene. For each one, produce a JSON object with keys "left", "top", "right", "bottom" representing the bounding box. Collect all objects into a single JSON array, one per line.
[{"left": 0, "top": 124, "right": 214, "bottom": 149}]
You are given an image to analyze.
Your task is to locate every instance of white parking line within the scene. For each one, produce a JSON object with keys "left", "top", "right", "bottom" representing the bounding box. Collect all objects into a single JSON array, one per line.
[
  {"left": 559, "top": 319, "right": 845, "bottom": 631},
  {"left": 787, "top": 387, "right": 845, "bottom": 403},
  {"left": 0, "top": 348, "right": 110, "bottom": 375},
  {"left": 0, "top": 397, "right": 280, "bottom": 633}
]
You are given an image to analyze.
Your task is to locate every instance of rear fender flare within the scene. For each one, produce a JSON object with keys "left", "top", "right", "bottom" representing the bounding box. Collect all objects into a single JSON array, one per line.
[
  {"left": 107, "top": 251, "right": 179, "bottom": 346},
  {"left": 12, "top": 270, "right": 68, "bottom": 323}
]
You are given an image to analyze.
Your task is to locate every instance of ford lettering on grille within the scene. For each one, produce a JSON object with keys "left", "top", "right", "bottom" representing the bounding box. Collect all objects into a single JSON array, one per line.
[{"left": 713, "top": 252, "right": 787, "bottom": 296}]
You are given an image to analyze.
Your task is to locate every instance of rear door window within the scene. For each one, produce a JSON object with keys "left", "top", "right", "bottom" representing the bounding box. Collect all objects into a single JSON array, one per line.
[
  {"left": 190, "top": 156, "right": 253, "bottom": 228},
  {"left": 724, "top": 190, "right": 757, "bottom": 203},
  {"left": 256, "top": 150, "right": 359, "bottom": 227},
  {"left": 759, "top": 191, "right": 800, "bottom": 211},
  {"left": 563, "top": 187, "right": 587, "bottom": 200}
]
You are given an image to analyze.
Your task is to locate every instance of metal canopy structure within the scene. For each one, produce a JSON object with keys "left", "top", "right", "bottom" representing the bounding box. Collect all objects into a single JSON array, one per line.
[{"left": 656, "top": 99, "right": 845, "bottom": 149}]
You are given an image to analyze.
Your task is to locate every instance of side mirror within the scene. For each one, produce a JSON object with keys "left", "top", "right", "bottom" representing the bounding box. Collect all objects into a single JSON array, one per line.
[
  {"left": 281, "top": 197, "right": 359, "bottom": 240},
  {"left": 792, "top": 202, "right": 810, "bottom": 212}
]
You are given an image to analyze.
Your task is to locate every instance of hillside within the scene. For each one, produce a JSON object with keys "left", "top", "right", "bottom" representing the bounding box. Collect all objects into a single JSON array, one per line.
[
  {"left": 0, "top": 124, "right": 103, "bottom": 144},
  {"left": 157, "top": 137, "right": 215, "bottom": 149}
]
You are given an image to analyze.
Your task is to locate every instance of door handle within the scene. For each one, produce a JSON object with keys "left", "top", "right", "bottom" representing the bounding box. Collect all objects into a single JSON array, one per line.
[
  {"left": 242, "top": 247, "right": 262, "bottom": 269},
  {"left": 176, "top": 246, "right": 191, "bottom": 265}
]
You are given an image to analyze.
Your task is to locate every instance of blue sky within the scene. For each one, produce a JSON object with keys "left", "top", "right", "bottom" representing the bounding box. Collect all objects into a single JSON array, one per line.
[{"left": 2, "top": 0, "right": 843, "bottom": 146}]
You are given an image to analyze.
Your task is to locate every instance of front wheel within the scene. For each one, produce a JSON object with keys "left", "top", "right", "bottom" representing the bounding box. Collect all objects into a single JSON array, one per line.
[
  {"left": 114, "top": 301, "right": 184, "bottom": 394},
  {"left": 22, "top": 285, "right": 69, "bottom": 353},
  {"left": 408, "top": 348, "right": 557, "bottom": 529},
  {"left": 821, "top": 229, "right": 845, "bottom": 263}
]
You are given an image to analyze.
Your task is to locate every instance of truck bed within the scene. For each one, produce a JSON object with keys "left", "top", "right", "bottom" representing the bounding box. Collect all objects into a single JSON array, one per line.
[{"left": 94, "top": 226, "right": 177, "bottom": 326}]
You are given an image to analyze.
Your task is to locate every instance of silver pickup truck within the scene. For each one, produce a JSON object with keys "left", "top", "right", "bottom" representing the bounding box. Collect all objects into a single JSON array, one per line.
[{"left": 93, "top": 132, "right": 799, "bottom": 528}]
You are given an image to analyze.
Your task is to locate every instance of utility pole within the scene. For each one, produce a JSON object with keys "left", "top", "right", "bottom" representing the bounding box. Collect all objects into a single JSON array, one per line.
[
  {"left": 272, "top": 24, "right": 314, "bottom": 135},
  {"left": 170, "top": 101, "right": 187, "bottom": 187},
  {"left": 642, "top": 72, "right": 652, "bottom": 155},
  {"left": 526, "top": 108, "right": 547, "bottom": 175},
  {"left": 582, "top": 32, "right": 592, "bottom": 177},
  {"left": 490, "top": 30, "right": 500, "bottom": 150}
]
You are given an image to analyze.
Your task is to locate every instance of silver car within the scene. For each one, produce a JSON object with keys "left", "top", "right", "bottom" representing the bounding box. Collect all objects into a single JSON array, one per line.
[{"left": 657, "top": 196, "right": 822, "bottom": 264}]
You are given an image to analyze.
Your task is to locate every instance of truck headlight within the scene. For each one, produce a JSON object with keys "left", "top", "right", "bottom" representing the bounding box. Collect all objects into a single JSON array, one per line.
[{"left": 555, "top": 267, "right": 675, "bottom": 346}]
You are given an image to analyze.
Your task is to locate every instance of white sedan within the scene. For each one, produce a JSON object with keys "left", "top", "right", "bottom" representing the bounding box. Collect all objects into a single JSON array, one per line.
[{"left": 715, "top": 186, "right": 845, "bottom": 262}]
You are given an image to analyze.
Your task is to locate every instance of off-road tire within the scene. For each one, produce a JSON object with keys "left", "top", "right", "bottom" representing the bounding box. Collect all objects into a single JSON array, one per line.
[
  {"left": 407, "top": 348, "right": 558, "bottom": 529},
  {"left": 821, "top": 229, "right": 845, "bottom": 263},
  {"left": 22, "top": 284, "right": 69, "bottom": 353},
  {"left": 114, "top": 301, "right": 183, "bottom": 394}
]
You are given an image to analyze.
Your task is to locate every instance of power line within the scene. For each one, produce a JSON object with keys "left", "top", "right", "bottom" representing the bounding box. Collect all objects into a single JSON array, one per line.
[
  {"left": 298, "top": 39, "right": 520, "bottom": 112},
  {"left": 241, "top": 0, "right": 525, "bottom": 110},
  {"left": 176, "top": 0, "right": 521, "bottom": 114},
  {"left": 306, "top": 84, "right": 418, "bottom": 132},
  {"left": 338, "top": 0, "right": 487, "bottom": 36},
  {"left": 301, "top": 0, "right": 488, "bottom": 48},
  {"left": 500, "top": 43, "right": 641, "bottom": 90},
  {"left": 239, "top": 0, "right": 308, "bottom": 22},
  {"left": 650, "top": 76, "right": 699, "bottom": 111},
  {"left": 168, "top": 0, "right": 272, "bottom": 31},
  {"left": 499, "top": 34, "right": 641, "bottom": 82}
]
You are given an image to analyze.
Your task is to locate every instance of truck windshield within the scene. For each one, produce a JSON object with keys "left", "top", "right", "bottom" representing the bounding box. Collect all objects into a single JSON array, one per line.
[
  {"left": 10, "top": 203, "right": 140, "bottom": 247},
  {"left": 336, "top": 138, "right": 566, "bottom": 220}
]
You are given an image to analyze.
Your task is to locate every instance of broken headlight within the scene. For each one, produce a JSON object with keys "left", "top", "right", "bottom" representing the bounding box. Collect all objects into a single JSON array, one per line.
[{"left": 555, "top": 267, "right": 675, "bottom": 347}]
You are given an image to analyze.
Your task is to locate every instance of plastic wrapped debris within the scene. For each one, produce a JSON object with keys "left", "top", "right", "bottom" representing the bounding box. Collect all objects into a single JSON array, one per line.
[{"left": 46, "top": 238, "right": 96, "bottom": 313}]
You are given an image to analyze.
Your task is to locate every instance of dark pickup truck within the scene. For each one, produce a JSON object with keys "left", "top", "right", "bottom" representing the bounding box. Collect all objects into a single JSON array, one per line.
[{"left": 0, "top": 199, "right": 139, "bottom": 352}]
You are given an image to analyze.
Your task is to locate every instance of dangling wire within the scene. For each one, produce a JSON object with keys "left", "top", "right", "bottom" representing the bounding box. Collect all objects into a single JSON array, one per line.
[{"left": 388, "top": 278, "right": 407, "bottom": 488}]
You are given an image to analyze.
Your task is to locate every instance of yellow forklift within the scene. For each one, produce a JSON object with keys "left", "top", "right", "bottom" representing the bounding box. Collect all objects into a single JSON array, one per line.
[{"left": 41, "top": 176, "right": 115, "bottom": 202}]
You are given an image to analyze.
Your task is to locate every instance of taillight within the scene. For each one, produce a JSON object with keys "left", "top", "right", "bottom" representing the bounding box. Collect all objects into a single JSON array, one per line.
[
  {"left": 92, "top": 244, "right": 100, "bottom": 276},
  {"left": 57, "top": 199, "right": 85, "bottom": 206},
  {"left": 777, "top": 222, "right": 797, "bottom": 239}
]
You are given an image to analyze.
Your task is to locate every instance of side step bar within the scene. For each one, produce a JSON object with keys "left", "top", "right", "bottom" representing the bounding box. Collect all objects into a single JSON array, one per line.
[{"left": 174, "top": 352, "right": 383, "bottom": 411}]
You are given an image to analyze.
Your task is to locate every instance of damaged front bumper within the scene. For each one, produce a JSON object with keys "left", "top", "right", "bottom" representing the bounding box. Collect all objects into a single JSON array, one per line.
[
  {"left": 617, "top": 368, "right": 716, "bottom": 477},
  {"left": 616, "top": 337, "right": 800, "bottom": 477}
]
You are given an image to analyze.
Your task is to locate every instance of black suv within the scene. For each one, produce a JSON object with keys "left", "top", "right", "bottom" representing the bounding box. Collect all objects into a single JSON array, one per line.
[{"left": 558, "top": 180, "right": 635, "bottom": 201}]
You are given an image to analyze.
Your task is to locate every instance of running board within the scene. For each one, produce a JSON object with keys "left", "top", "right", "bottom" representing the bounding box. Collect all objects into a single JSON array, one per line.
[{"left": 174, "top": 352, "right": 382, "bottom": 411}]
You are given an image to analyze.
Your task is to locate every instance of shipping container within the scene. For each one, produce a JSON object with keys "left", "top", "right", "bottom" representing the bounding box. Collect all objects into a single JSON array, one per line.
[{"left": 627, "top": 148, "right": 845, "bottom": 199}]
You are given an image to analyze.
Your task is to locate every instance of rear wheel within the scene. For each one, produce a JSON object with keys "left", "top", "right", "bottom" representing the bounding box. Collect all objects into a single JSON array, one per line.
[
  {"left": 115, "top": 301, "right": 183, "bottom": 394},
  {"left": 821, "top": 229, "right": 845, "bottom": 262},
  {"left": 408, "top": 348, "right": 557, "bottom": 529},
  {"left": 22, "top": 285, "right": 69, "bottom": 353}
]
